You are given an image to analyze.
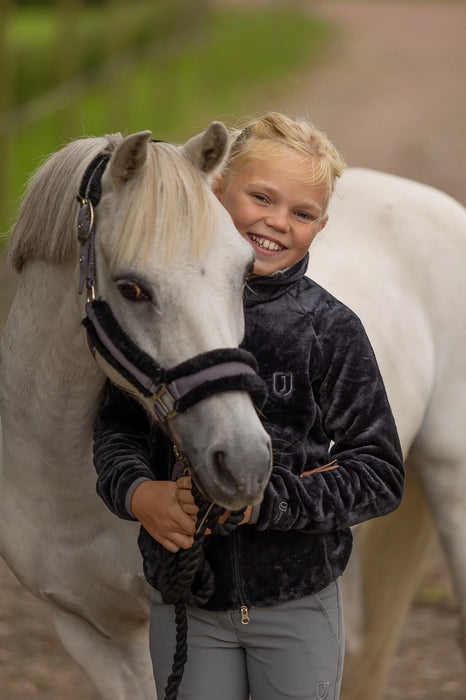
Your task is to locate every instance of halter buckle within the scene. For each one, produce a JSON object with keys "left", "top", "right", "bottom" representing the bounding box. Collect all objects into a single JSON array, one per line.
[
  {"left": 77, "top": 198, "right": 95, "bottom": 243},
  {"left": 152, "top": 383, "right": 178, "bottom": 422}
]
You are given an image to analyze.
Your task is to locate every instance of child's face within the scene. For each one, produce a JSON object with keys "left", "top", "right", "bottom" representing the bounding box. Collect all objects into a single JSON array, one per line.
[{"left": 215, "top": 153, "right": 329, "bottom": 276}]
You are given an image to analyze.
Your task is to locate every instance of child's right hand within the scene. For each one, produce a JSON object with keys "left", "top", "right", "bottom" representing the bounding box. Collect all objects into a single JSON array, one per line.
[{"left": 130, "top": 480, "right": 196, "bottom": 553}]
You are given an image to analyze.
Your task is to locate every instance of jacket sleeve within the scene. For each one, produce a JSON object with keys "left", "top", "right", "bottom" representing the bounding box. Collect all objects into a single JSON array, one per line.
[
  {"left": 93, "top": 381, "right": 156, "bottom": 521},
  {"left": 254, "top": 313, "right": 405, "bottom": 534}
]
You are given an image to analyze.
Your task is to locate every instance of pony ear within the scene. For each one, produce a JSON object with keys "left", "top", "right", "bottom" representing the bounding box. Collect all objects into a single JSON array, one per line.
[
  {"left": 182, "top": 121, "right": 229, "bottom": 176},
  {"left": 109, "top": 131, "right": 152, "bottom": 187}
]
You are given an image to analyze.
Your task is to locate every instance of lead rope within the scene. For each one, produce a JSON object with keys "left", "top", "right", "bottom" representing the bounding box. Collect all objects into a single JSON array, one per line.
[{"left": 159, "top": 478, "right": 245, "bottom": 700}]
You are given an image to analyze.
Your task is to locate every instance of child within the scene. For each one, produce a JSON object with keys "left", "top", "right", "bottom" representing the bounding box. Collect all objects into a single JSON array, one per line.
[{"left": 93, "top": 113, "right": 404, "bottom": 700}]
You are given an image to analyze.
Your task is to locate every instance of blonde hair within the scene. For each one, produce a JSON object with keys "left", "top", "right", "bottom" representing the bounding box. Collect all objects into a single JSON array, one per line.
[{"left": 222, "top": 112, "right": 346, "bottom": 214}]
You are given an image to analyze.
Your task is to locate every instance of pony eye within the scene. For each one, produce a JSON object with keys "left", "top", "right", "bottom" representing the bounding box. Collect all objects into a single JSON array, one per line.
[{"left": 116, "top": 279, "right": 151, "bottom": 302}]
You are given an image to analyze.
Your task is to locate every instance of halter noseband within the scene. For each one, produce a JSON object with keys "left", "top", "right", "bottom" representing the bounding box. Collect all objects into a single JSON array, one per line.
[{"left": 76, "top": 150, "right": 267, "bottom": 431}]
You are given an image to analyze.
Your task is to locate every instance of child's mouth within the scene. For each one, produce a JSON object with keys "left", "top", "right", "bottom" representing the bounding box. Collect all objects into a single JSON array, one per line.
[{"left": 248, "top": 233, "right": 285, "bottom": 253}]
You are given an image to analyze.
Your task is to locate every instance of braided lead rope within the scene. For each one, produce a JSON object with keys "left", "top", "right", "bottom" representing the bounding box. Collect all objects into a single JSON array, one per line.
[
  {"left": 163, "top": 601, "right": 188, "bottom": 700},
  {"left": 159, "top": 483, "right": 245, "bottom": 700}
]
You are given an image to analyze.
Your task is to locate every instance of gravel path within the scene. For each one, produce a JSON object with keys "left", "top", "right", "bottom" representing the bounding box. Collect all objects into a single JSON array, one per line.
[{"left": 1, "top": 1, "right": 465, "bottom": 697}]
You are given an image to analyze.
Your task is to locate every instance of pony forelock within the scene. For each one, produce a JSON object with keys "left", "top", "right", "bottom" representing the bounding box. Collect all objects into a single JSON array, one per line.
[{"left": 106, "top": 143, "right": 218, "bottom": 270}]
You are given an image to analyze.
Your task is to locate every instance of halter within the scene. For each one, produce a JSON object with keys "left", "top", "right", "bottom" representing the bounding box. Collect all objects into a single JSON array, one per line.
[{"left": 76, "top": 150, "right": 267, "bottom": 433}]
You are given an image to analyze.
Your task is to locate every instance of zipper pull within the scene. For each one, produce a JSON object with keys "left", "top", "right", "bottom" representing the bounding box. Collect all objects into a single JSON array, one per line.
[{"left": 240, "top": 605, "right": 250, "bottom": 625}]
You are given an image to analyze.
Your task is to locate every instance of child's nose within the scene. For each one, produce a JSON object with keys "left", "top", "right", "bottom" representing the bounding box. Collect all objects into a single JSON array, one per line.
[{"left": 265, "top": 207, "right": 291, "bottom": 233}]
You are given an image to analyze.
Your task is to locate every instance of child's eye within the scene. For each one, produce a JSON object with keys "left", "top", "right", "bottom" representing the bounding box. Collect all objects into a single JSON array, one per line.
[
  {"left": 295, "top": 211, "right": 314, "bottom": 221},
  {"left": 252, "top": 193, "right": 269, "bottom": 204}
]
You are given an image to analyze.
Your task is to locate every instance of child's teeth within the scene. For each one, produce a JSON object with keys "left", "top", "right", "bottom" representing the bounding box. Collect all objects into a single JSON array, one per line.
[{"left": 251, "top": 234, "right": 282, "bottom": 251}]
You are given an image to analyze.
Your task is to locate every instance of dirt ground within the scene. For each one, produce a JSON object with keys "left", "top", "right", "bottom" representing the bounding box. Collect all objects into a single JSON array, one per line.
[{"left": 1, "top": 1, "right": 465, "bottom": 698}]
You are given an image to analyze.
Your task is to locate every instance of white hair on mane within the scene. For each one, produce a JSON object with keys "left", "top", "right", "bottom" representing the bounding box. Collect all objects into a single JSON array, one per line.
[
  {"left": 106, "top": 141, "right": 218, "bottom": 270},
  {"left": 8, "top": 135, "right": 219, "bottom": 273},
  {"left": 8, "top": 135, "right": 119, "bottom": 272}
]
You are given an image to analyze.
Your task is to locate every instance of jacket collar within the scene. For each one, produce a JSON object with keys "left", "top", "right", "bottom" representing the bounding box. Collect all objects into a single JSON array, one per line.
[{"left": 244, "top": 254, "right": 309, "bottom": 303}]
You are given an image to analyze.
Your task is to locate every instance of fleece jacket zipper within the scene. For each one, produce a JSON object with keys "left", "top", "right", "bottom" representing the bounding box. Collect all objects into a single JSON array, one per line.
[{"left": 231, "top": 529, "right": 250, "bottom": 624}]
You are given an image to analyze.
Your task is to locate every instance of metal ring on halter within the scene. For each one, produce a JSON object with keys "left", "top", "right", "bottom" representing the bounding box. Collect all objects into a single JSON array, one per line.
[{"left": 77, "top": 197, "right": 94, "bottom": 243}]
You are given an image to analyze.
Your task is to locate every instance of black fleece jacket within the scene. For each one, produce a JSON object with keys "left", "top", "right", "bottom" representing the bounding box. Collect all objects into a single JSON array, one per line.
[{"left": 93, "top": 254, "right": 404, "bottom": 611}]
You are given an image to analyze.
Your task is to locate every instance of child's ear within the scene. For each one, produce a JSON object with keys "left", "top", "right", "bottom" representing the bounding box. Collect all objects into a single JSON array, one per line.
[{"left": 211, "top": 173, "right": 224, "bottom": 202}]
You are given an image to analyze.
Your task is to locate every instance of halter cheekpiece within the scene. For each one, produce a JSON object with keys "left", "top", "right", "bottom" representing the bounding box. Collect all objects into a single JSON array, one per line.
[{"left": 76, "top": 149, "right": 267, "bottom": 431}]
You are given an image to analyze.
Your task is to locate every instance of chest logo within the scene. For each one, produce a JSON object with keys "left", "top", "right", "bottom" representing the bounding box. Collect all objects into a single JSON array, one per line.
[{"left": 272, "top": 372, "right": 294, "bottom": 398}]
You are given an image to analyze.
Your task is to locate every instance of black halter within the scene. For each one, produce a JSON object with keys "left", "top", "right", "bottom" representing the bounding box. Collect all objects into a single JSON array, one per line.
[{"left": 76, "top": 150, "right": 267, "bottom": 431}]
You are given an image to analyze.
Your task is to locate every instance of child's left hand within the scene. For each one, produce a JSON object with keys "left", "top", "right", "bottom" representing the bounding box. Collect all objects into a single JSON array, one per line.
[{"left": 175, "top": 475, "right": 252, "bottom": 530}]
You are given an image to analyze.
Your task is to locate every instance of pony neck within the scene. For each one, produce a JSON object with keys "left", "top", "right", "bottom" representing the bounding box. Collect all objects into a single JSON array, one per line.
[{"left": 1, "top": 259, "right": 105, "bottom": 479}]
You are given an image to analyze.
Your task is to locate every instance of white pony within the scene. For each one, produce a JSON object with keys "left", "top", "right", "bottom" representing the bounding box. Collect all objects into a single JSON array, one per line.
[
  {"left": 0, "top": 124, "right": 272, "bottom": 699},
  {"left": 308, "top": 168, "right": 466, "bottom": 699}
]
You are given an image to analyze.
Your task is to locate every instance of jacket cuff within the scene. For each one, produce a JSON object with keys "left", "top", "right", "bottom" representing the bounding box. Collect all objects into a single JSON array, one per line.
[
  {"left": 248, "top": 503, "right": 262, "bottom": 525},
  {"left": 125, "top": 477, "right": 152, "bottom": 518}
]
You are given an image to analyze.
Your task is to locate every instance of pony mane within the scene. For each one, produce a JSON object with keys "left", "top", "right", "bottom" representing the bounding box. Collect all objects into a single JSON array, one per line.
[
  {"left": 8, "top": 135, "right": 121, "bottom": 272},
  {"left": 8, "top": 135, "right": 219, "bottom": 273}
]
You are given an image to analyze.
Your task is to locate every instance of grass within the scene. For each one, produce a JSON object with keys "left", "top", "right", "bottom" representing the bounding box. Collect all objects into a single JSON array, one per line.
[{"left": 1, "top": 2, "right": 333, "bottom": 241}]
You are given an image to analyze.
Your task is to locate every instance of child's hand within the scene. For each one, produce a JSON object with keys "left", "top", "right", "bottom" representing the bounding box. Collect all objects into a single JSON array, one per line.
[
  {"left": 175, "top": 475, "right": 199, "bottom": 519},
  {"left": 174, "top": 474, "right": 253, "bottom": 533},
  {"left": 205, "top": 506, "right": 253, "bottom": 534},
  {"left": 130, "top": 480, "right": 196, "bottom": 553},
  {"left": 216, "top": 507, "right": 253, "bottom": 528}
]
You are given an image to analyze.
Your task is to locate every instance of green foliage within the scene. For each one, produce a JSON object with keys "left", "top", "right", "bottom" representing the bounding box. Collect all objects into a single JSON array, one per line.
[
  {"left": 9, "top": 1, "right": 194, "bottom": 105},
  {"left": 1, "top": 2, "right": 332, "bottom": 240},
  {"left": 74, "top": 7, "right": 330, "bottom": 138}
]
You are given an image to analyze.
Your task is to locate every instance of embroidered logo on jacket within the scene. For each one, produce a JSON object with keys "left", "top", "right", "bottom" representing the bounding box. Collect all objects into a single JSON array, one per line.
[
  {"left": 272, "top": 500, "right": 289, "bottom": 525},
  {"left": 272, "top": 372, "right": 294, "bottom": 398}
]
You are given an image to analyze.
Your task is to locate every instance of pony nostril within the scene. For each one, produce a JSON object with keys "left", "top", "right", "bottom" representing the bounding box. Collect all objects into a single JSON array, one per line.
[
  {"left": 212, "top": 450, "right": 224, "bottom": 469},
  {"left": 211, "top": 450, "right": 238, "bottom": 495}
]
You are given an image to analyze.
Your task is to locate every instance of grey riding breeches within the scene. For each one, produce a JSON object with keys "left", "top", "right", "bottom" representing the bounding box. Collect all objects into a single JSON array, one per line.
[{"left": 149, "top": 580, "right": 344, "bottom": 700}]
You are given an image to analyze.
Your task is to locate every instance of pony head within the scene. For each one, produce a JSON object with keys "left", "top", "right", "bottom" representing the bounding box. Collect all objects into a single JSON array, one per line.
[{"left": 8, "top": 124, "right": 272, "bottom": 509}]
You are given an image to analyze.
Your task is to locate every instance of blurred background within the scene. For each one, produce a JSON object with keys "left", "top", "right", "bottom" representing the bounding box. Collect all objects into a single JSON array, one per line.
[
  {"left": 0, "top": 0, "right": 465, "bottom": 697},
  {"left": 1, "top": 0, "right": 464, "bottom": 241},
  {"left": 0, "top": 0, "right": 333, "bottom": 240}
]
